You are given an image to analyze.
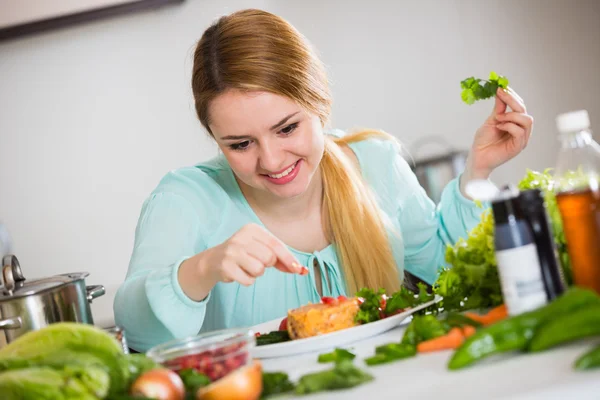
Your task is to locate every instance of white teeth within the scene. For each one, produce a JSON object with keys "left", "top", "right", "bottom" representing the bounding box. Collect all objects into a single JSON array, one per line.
[{"left": 268, "top": 162, "right": 297, "bottom": 179}]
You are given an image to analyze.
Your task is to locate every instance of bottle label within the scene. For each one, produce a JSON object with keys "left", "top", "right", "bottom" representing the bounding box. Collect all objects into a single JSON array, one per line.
[{"left": 495, "top": 243, "right": 548, "bottom": 315}]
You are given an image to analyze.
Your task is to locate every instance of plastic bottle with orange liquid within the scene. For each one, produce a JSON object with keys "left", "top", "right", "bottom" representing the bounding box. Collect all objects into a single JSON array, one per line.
[{"left": 554, "top": 110, "right": 600, "bottom": 294}]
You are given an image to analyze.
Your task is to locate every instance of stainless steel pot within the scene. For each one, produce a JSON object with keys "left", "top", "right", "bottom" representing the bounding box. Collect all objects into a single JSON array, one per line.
[{"left": 0, "top": 254, "right": 105, "bottom": 347}]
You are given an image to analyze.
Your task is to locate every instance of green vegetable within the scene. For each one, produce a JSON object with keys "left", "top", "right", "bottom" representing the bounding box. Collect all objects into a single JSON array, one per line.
[
  {"left": 448, "top": 287, "right": 600, "bottom": 370},
  {"left": 401, "top": 315, "right": 449, "bottom": 346},
  {"left": 0, "top": 366, "right": 107, "bottom": 400},
  {"left": 575, "top": 345, "right": 600, "bottom": 370},
  {"left": 528, "top": 304, "right": 600, "bottom": 352},
  {"left": 256, "top": 331, "right": 291, "bottom": 346},
  {"left": 295, "top": 359, "right": 373, "bottom": 395},
  {"left": 355, "top": 288, "right": 386, "bottom": 324},
  {"left": 0, "top": 322, "right": 128, "bottom": 396},
  {"left": 434, "top": 169, "right": 572, "bottom": 313},
  {"left": 385, "top": 283, "right": 434, "bottom": 315},
  {"left": 261, "top": 372, "right": 295, "bottom": 398},
  {"left": 444, "top": 312, "right": 483, "bottom": 328},
  {"left": 364, "top": 343, "right": 416, "bottom": 366},
  {"left": 460, "top": 71, "right": 509, "bottom": 105},
  {"left": 179, "top": 368, "right": 210, "bottom": 398},
  {"left": 318, "top": 348, "right": 356, "bottom": 364},
  {"left": 355, "top": 283, "right": 434, "bottom": 325}
]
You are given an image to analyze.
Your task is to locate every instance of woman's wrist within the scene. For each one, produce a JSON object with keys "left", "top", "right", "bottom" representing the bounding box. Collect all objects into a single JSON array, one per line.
[
  {"left": 177, "top": 249, "right": 219, "bottom": 302},
  {"left": 460, "top": 153, "right": 492, "bottom": 199}
]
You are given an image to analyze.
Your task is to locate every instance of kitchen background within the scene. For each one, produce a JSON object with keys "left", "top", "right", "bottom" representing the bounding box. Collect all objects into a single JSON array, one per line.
[{"left": 0, "top": 0, "right": 599, "bottom": 327}]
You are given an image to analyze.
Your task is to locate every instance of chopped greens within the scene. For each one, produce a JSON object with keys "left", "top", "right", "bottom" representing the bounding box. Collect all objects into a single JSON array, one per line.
[
  {"left": 401, "top": 315, "right": 450, "bottom": 346},
  {"left": 261, "top": 372, "right": 295, "bottom": 399},
  {"left": 295, "top": 359, "right": 373, "bottom": 395},
  {"left": 355, "top": 283, "right": 434, "bottom": 325},
  {"left": 364, "top": 343, "right": 416, "bottom": 366},
  {"left": 318, "top": 348, "right": 356, "bottom": 364},
  {"left": 355, "top": 288, "right": 386, "bottom": 324},
  {"left": 256, "top": 331, "right": 291, "bottom": 346}
]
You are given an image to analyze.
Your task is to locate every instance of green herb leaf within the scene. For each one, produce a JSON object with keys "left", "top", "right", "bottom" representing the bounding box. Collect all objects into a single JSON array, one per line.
[
  {"left": 256, "top": 331, "right": 291, "bottom": 346},
  {"left": 401, "top": 315, "right": 449, "bottom": 346},
  {"left": 261, "top": 372, "right": 295, "bottom": 399},
  {"left": 318, "top": 348, "right": 356, "bottom": 364},
  {"left": 295, "top": 360, "right": 373, "bottom": 395},
  {"left": 460, "top": 72, "right": 509, "bottom": 104},
  {"left": 355, "top": 288, "right": 385, "bottom": 324},
  {"left": 364, "top": 343, "right": 416, "bottom": 366},
  {"left": 179, "top": 368, "right": 210, "bottom": 397}
]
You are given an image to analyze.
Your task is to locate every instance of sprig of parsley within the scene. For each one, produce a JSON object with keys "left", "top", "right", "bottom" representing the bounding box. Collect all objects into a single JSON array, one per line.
[{"left": 460, "top": 71, "right": 509, "bottom": 105}]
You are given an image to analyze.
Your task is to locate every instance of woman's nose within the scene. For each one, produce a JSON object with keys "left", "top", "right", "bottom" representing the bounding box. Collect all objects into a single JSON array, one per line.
[{"left": 258, "top": 140, "right": 285, "bottom": 172}]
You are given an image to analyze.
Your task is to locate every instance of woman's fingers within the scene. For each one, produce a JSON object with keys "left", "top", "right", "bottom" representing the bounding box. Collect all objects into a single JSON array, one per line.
[
  {"left": 497, "top": 122, "right": 528, "bottom": 150},
  {"left": 222, "top": 261, "right": 256, "bottom": 286},
  {"left": 249, "top": 225, "right": 304, "bottom": 273},
  {"left": 496, "top": 112, "right": 534, "bottom": 130},
  {"left": 497, "top": 87, "right": 526, "bottom": 113}
]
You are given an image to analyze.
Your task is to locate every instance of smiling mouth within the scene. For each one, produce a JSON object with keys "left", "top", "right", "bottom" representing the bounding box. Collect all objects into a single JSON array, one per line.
[{"left": 264, "top": 161, "right": 299, "bottom": 179}]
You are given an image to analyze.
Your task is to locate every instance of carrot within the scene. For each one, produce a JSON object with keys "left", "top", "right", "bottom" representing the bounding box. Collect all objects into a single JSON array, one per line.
[
  {"left": 462, "top": 325, "right": 476, "bottom": 338},
  {"left": 465, "top": 304, "right": 508, "bottom": 326},
  {"left": 417, "top": 328, "right": 465, "bottom": 353}
]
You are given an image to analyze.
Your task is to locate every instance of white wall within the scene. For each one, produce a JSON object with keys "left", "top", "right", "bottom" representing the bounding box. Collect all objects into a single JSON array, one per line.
[{"left": 1, "top": 0, "right": 599, "bottom": 327}]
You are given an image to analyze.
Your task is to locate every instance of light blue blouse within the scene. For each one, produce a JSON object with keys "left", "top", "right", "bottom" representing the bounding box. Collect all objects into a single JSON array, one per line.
[{"left": 114, "top": 131, "right": 485, "bottom": 352}]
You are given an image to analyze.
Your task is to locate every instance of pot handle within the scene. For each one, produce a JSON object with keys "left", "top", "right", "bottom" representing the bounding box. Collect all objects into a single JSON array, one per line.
[
  {"left": 86, "top": 285, "right": 105, "bottom": 303},
  {"left": 0, "top": 316, "right": 21, "bottom": 330}
]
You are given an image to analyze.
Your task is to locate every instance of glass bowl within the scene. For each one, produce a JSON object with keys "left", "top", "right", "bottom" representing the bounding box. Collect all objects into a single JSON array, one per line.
[{"left": 146, "top": 327, "right": 255, "bottom": 381}]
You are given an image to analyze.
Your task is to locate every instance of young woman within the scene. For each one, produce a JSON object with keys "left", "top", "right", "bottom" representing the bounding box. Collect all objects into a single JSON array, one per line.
[{"left": 114, "top": 9, "right": 533, "bottom": 352}]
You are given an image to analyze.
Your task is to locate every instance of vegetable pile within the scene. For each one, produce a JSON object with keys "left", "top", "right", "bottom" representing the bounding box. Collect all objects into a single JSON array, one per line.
[
  {"left": 434, "top": 169, "right": 573, "bottom": 313},
  {"left": 0, "top": 323, "right": 260, "bottom": 400}
]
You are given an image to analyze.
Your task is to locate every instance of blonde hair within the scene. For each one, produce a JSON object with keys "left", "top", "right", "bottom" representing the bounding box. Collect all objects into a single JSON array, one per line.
[{"left": 191, "top": 9, "right": 401, "bottom": 294}]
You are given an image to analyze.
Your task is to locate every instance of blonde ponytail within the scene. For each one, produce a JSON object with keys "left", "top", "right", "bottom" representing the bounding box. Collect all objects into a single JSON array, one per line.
[{"left": 320, "top": 129, "right": 402, "bottom": 294}]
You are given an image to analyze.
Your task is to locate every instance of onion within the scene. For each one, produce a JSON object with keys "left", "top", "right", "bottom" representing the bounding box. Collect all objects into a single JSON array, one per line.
[
  {"left": 130, "top": 368, "right": 185, "bottom": 400},
  {"left": 197, "top": 360, "right": 263, "bottom": 400}
]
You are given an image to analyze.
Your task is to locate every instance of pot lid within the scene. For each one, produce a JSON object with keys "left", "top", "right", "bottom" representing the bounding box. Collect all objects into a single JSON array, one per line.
[{"left": 1, "top": 255, "right": 89, "bottom": 300}]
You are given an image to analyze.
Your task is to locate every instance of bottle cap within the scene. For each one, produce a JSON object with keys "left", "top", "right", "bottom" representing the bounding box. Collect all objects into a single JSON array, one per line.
[{"left": 556, "top": 110, "right": 590, "bottom": 133}]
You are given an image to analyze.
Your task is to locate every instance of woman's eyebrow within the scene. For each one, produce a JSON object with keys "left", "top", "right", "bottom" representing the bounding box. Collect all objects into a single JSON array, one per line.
[{"left": 270, "top": 111, "right": 299, "bottom": 130}]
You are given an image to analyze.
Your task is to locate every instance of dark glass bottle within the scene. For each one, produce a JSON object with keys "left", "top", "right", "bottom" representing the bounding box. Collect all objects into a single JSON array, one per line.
[{"left": 517, "top": 189, "right": 566, "bottom": 300}]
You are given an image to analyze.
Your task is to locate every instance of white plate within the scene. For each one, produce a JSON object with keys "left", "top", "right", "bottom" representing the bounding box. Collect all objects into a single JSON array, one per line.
[{"left": 250, "top": 295, "right": 441, "bottom": 359}]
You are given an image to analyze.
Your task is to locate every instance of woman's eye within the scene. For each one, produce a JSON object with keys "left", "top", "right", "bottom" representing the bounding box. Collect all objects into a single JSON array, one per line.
[
  {"left": 230, "top": 140, "right": 251, "bottom": 151},
  {"left": 280, "top": 122, "right": 298, "bottom": 135}
]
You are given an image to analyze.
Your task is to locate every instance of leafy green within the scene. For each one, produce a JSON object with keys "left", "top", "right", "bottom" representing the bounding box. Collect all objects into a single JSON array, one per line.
[
  {"left": 433, "top": 169, "right": 572, "bottom": 313},
  {"left": 401, "top": 315, "right": 449, "bottom": 346},
  {"left": 355, "top": 288, "right": 385, "bottom": 324},
  {"left": 0, "top": 366, "right": 107, "bottom": 400},
  {"left": 256, "top": 331, "right": 291, "bottom": 346},
  {"left": 179, "top": 368, "right": 210, "bottom": 398},
  {"left": 261, "top": 372, "right": 295, "bottom": 398},
  {"left": 295, "top": 359, "right": 373, "bottom": 395},
  {"left": 444, "top": 312, "right": 483, "bottom": 328},
  {"left": 364, "top": 343, "right": 416, "bottom": 366},
  {"left": 355, "top": 283, "right": 434, "bottom": 325},
  {"left": 0, "top": 322, "right": 128, "bottom": 396},
  {"left": 460, "top": 71, "right": 509, "bottom": 105},
  {"left": 318, "top": 348, "right": 356, "bottom": 364}
]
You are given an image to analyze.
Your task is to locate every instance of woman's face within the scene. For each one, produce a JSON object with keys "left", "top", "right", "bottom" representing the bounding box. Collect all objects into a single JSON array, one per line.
[{"left": 208, "top": 90, "right": 325, "bottom": 200}]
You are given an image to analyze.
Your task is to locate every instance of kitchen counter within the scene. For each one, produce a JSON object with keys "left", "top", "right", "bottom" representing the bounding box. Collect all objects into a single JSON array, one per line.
[{"left": 260, "top": 323, "right": 600, "bottom": 399}]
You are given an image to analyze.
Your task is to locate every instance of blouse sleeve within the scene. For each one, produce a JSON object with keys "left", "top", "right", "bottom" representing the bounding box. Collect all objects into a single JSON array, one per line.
[{"left": 113, "top": 169, "right": 224, "bottom": 352}]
